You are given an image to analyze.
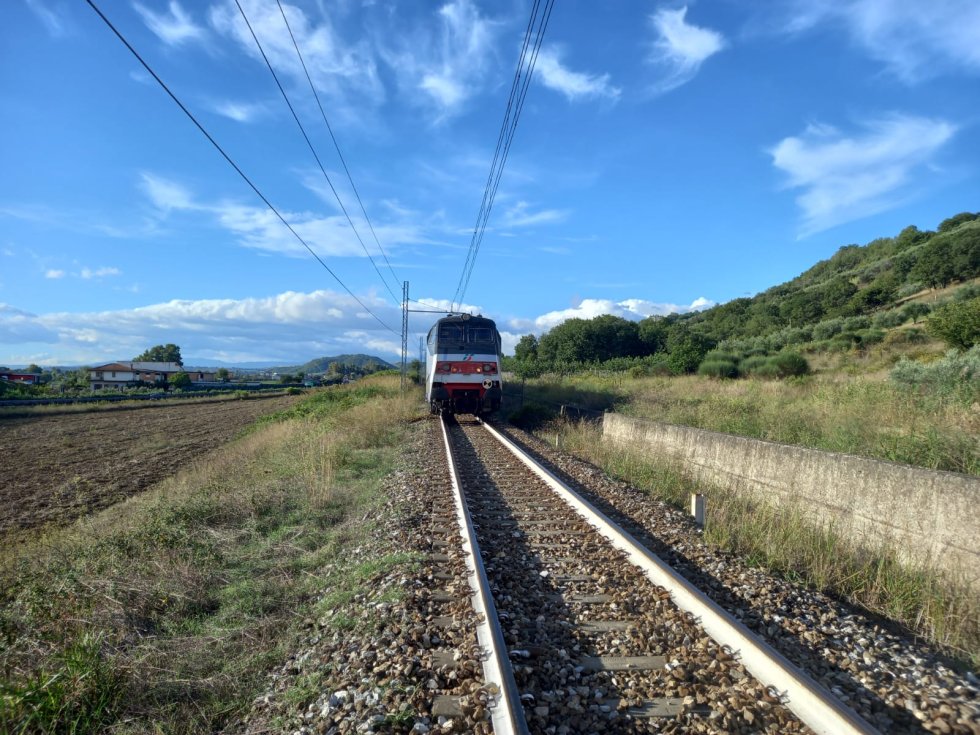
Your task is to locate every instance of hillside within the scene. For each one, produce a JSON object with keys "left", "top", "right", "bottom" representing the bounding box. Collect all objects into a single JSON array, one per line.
[
  {"left": 270, "top": 354, "right": 395, "bottom": 375},
  {"left": 511, "top": 211, "right": 979, "bottom": 374}
]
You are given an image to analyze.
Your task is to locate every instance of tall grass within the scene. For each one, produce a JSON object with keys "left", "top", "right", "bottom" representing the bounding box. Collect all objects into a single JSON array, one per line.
[
  {"left": 0, "top": 376, "right": 421, "bottom": 734},
  {"left": 511, "top": 369, "right": 978, "bottom": 475},
  {"left": 552, "top": 419, "right": 980, "bottom": 665}
]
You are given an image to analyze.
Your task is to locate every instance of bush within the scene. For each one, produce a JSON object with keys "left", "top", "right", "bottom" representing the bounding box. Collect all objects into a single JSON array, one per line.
[
  {"left": 891, "top": 347, "right": 980, "bottom": 403},
  {"left": 927, "top": 297, "right": 980, "bottom": 349},
  {"left": 769, "top": 352, "right": 810, "bottom": 378},
  {"left": 884, "top": 327, "right": 929, "bottom": 346},
  {"left": 739, "top": 355, "right": 769, "bottom": 375},
  {"left": 285, "top": 386, "right": 303, "bottom": 395},
  {"left": 628, "top": 365, "right": 648, "bottom": 379},
  {"left": 813, "top": 318, "right": 844, "bottom": 340},
  {"left": 843, "top": 316, "right": 871, "bottom": 331},
  {"left": 873, "top": 310, "right": 905, "bottom": 329},
  {"left": 698, "top": 359, "right": 740, "bottom": 379},
  {"left": 858, "top": 329, "right": 886, "bottom": 346}
]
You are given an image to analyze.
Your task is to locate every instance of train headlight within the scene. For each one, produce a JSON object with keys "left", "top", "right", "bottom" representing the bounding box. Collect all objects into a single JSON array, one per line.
[
  {"left": 437, "top": 362, "right": 451, "bottom": 373},
  {"left": 482, "top": 363, "right": 496, "bottom": 373}
]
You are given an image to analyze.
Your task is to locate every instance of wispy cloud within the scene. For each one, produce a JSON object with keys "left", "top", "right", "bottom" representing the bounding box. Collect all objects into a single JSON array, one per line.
[
  {"left": 209, "top": 0, "right": 383, "bottom": 116},
  {"left": 134, "top": 1, "right": 206, "bottom": 46},
  {"left": 780, "top": 0, "right": 980, "bottom": 82},
  {"left": 380, "top": 0, "right": 500, "bottom": 120},
  {"left": 26, "top": 0, "right": 69, "bottom": 37},
  {"left": 80, "top": 266, "right": 122, "bottom": 280},
  {"left": 501, "top": 201, "right": 570, "bottom": 228},
  {"left": 647, "top": 6, "right": 726, "bottom": 93},
  {"left": 44, "top": 269, "right": 66, "bottom": 279},
  {"left": 210, "top": 99, "right": 267, "bottom": 123},
  {"left": 770, "top": 114, "right": 957, "bottom": 235},
  {"left": 138, "top": 173, "right": 434, "bottom": 260},
  {"left": 535, "top": 46, "right": 620, "bottom": 102}
]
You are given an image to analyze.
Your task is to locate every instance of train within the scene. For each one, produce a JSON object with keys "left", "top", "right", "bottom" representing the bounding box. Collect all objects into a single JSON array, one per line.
[{"left": 425, "top": 314, "right": 503, "bottom": 415}]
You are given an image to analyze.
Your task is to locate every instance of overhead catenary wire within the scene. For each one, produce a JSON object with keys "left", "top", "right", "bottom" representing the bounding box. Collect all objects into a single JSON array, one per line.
[
  {"left": 85, "top": 0, "right": 397, "bottom": 334},
  {"left": 275, "top": 0, "right": 402, "bottom": 295},
  {"left": 234, "top": 0, "right": 401, "bottom": 305},
  {"left": 451, "top": 0, "right": 555, "bottom": 313}
]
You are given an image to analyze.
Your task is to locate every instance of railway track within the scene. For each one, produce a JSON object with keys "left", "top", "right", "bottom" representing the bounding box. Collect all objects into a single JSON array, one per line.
[{"left": 435, "top": 414, "right": 881, "bottom": 734}]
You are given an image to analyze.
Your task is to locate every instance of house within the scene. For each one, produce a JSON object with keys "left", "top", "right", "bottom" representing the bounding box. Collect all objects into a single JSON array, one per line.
[
  {"left": 0, "top": 371, "right": 41, "bottom": 385},
  {"left": 89, "top": 362, "right": 217, "bottom": 390}
]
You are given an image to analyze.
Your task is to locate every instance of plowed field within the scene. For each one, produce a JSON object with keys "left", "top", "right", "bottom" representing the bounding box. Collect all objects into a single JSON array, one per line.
[{"left": 0, "top": 394, "right": 300, "bottom": 535}]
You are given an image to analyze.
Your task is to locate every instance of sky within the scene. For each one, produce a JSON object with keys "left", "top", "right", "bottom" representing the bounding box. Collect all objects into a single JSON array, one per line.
[{"left": 2, "top": 0, "right": 979, "bottom": 367}]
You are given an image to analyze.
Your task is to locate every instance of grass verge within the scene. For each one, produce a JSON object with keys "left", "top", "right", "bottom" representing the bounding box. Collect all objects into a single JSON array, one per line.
[
  {"left": 507, "top": 370, "right": 978, "bottom": 475},
  {"left": 0, "top": 376, "right": 422, "bottom": 734},
  {"left": 546, "top": 418, "right": 979, "bottom": 667}
]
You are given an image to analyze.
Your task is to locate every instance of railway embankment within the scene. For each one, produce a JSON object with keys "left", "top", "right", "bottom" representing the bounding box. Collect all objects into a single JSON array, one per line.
[{"left": 602, "top": 412, "right": 980, "bottom": 591}]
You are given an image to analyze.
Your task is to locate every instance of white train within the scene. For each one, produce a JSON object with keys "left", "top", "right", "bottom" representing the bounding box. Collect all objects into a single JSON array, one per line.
[{"left": 425, "top": 314, "right": 503, "bottom": 415}]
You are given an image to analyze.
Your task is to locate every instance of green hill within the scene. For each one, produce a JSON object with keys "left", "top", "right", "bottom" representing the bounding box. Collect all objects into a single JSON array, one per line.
[{"left": 270, "top": 354, "right": 395, "bottom": 375}]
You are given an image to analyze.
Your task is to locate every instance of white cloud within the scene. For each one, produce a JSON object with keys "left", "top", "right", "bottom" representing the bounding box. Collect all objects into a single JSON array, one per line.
[
  {"left": 381, "top": 0, "right": 500, "bottom": 120},
  {"left": 782, "top": 0, "right": 980, "bottom": 82},
  {"left": 535, "top": 46, "right": 620, "bottom": 102},
  {"left": 0, "top": 289, "right": 405, "bottom": 365},
  {"left": 137, "top": 173, "right": 437, "bottom": 262},
  {"left": 45, "top": 269, "right": 66, "bottom": 279},
  {"left": 211, "top": 100, "right": 267, "bottom": 123},
  {"left": 140, "top": 172, "right": 196, "bottom": 211},
  {"left": 26, "top": 0, "right": 68, "bottom": 37},
  {"left": 501, "top": 201, "right": 569, "bottom": 228},
  {"left": 770, "top": 114, "right": 957, "bottom": 235},
  {"left": 209, "top": 0, "right": 383, "bottom": 114},
  {"left": 508, "top": 296, "right": 715, "bottom": 333},
  {"left": 647, "top": 6, "right": 726, "bottom": 93},
  {"left": 134, "top": 1, "right": 206, "bottom": 46},
  {"left": 80, "top": 267, "right": 122, "bottom": 280}
]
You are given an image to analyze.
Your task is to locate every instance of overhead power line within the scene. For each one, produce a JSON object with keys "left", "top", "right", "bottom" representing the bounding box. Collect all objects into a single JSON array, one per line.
[
  {"left": 451, "top": 0, "right": 555, "bottom": 313},
  {"left": 234, "top": 0, "right": 400, "bottom": 305},
  {"left": 85, "top": 0, "right": 397, "bottom": 334},
  {"left": 275, "top": 0, "right": 402, "bottom": 294}
]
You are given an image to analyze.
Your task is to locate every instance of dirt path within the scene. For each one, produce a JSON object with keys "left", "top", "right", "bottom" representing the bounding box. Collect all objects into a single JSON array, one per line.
[{"left": 0, "top": 395, "right": 301, "bottom": 535}]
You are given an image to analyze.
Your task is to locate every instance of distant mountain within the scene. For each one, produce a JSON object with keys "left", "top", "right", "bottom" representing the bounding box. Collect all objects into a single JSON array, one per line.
[
  {"left": 268, "top": 354, "right": 396, "bottom": 375},
  {"left": 183, "top": 358, "right": 283, "bottom": 369}
]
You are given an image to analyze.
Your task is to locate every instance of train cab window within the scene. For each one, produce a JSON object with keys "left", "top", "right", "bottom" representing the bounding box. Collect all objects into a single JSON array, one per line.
[
  {"left": 467, "top": 327, "right": 492, "bottom": 343},
  {"left": 438, "top": 325, "right": 465, "bottom": 341}
]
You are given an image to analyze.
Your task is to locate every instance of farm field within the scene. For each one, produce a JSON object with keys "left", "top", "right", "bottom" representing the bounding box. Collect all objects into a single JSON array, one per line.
[{"left": 0, "top": 393, "right": 302, "bottom": 535}]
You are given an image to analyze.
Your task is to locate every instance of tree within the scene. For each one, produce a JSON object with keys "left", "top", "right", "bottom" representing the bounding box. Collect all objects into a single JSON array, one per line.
[
  {"left": 638, "top": 317, "right": 668, "bottom": 354},
  {"left": 514, "top": 334, "right": 538, "bottom": 362},
  {"left": 927, "top": 297, "right": 980, "bottom": 349},
  {"left": 938, "top": 212, "right": 978, "bottom": 233},
  {"left": 170, "top": 371, "right": 192, "bottom": 389},
  {"left": 665, "top": 325, "right": 714, "bottom": 374},
  {"left": 25, "top": 363, "right": 43, "bottom": 374},
  {"left": 216, "top": 368, "right": 230, "bottom": 382},
  {"left": 135, "top": 343, "right": 182, "bottom": 365}
]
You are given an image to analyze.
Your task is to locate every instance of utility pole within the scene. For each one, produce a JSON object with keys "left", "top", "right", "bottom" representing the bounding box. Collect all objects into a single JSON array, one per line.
[{"left": 401, "top": 281, "right": 409, "bottom": 390}]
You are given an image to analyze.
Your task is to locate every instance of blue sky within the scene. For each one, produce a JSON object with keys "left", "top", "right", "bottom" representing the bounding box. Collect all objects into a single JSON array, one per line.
[{"left": 2, "top": 0, "right": 978, "bottom": 366}]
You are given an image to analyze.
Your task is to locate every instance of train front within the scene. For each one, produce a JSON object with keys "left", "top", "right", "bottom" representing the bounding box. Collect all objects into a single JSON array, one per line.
[{"left": 426, "top": 315, "right": 503, "bottom": 415}]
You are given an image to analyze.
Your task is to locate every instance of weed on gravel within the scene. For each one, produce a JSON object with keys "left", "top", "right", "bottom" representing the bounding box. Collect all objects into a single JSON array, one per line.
[
  {"left": 546, "top": 419, "right": 980, "bottom": 667},
  {"left": 0, "top": 376, "right": 422, "bottom": 734}
]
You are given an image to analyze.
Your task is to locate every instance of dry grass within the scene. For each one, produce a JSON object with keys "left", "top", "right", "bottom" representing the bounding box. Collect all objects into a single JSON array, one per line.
[
  {"left": 0, "top": 376, "right": 423, "bottom": 734},
  {"left": 515, "top": 370, "right": 978, "bottom": 475},
  {"left": 551, "top": 419, "right": 980, "bottom": 665}
]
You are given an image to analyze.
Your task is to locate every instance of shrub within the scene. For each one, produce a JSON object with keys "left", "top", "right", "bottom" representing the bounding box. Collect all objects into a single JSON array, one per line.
[
  {"left": 884, "top": 327, "right": 929, "bottom": 346},
  {"left": 739, "top": 355, "right": 770, "bottom": 376},
  {"left": 813, "top": 318, "right": 845, "bottom": 340},
  {"left": 927, "top": 297, "right": 980, "bottom": 349},
  {"left": 858, "top": 329, "right": 886, "bottom": 346},
  {"left": 901, "top": 302, "right": 931, "bottom": 324},
  {"left": 873, "top": 310, "right": 905, "bottom": 329},
  {"left": 628, "top": 365, "right": 648, "bottom": 379},
  {"left": 769, "top": 352, "right": 810, "bottom": 378},
  {"left": 285, "top": 386, "right": 303, "bottom": 395},
  {"left": 698, "top": 359, "right": 740, "bottom": 379},
  {"left": 896, "top": 282, "right": 925, "bottom": 299},
  {"left": 891, "top": 347, "right": 980, "bottom": 403},
  {"left": 843, "top": 316, "right": 871, "bottom": 331}
]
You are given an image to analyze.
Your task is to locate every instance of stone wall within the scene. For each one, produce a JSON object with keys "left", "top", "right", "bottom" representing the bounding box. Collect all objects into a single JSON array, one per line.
[{"left": 602, "top": 412, "right": 980, "bottom": 588}]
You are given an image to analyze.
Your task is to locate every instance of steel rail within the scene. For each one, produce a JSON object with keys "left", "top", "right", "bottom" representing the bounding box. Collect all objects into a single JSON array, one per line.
[
  {"left": 480, "top": 419, "right": 881, "bottom": 735},
  {"left": 439, "top": 417, "right": 530, "bottom": 735}
]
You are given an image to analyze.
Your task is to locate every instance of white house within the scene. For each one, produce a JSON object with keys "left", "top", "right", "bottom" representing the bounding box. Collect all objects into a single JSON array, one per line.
[{"left": 89, "top": 361, "right": 182, "bottom": 390}]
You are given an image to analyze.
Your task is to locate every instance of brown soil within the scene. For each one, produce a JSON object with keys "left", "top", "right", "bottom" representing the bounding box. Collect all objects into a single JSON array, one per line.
[{"left": 0, "top": 394, "right": 301, "bottom": 536}]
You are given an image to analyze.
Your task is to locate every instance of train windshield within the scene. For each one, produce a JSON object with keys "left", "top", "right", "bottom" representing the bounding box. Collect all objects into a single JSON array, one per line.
[{"left": 436, "top": 323, "right": 498, "bottom": 351}]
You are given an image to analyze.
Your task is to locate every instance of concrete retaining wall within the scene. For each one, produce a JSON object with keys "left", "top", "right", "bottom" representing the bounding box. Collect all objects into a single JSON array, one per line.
[{"left": 602, "top": 412, "right": 980, "bottom": 588}]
